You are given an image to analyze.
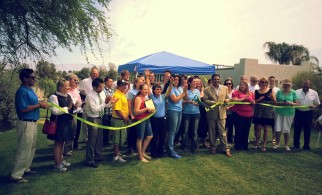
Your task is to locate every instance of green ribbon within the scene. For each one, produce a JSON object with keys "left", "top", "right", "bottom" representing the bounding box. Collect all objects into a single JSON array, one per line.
[
  {"left": 47, "top": 102, "right": 155, "bottom": 130},
  {"left": 204, "top": 101, "right": 310, "bottom": 112}
]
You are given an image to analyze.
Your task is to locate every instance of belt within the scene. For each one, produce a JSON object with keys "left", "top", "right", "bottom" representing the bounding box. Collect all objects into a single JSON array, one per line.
[
  {"left": 19, "top": 118, "right": 37, "bottom": 122},
  {"left": 111, "top": 117, "right": 123, "bottom": 120}
]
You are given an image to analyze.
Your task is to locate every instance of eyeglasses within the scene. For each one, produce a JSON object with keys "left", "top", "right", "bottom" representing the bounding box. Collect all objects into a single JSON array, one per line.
[{"left": 251, "top": 80, "right": 258, "bottom": 82}]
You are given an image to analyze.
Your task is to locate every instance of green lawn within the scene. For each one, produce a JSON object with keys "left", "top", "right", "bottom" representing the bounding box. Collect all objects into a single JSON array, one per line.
[{"left": 0, "top": 123, "right": 322, "bottom": 195}]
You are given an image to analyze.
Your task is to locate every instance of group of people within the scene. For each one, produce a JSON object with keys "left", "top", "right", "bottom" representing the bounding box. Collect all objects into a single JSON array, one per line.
[{"left": 10, "top": 68, "right": 320, "bottom": 183}]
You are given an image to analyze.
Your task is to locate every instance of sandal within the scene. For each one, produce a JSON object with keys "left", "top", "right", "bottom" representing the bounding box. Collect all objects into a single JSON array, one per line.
[
  {"left": 253, "top": 145, "right": 259, "bottom": 149},
  {"left": 261, "top": 147, "right": 267, "bottom": 152}
]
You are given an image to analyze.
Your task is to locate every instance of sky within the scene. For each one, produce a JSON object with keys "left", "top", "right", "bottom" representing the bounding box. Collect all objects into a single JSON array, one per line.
[{"left": 53, "top": 0, "right": 322, "bottom": 71}]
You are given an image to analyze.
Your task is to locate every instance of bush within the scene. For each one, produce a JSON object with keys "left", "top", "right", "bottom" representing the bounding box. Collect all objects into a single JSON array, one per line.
[{"left": 0, "top": 70, "right": 20, "bottom": 131}]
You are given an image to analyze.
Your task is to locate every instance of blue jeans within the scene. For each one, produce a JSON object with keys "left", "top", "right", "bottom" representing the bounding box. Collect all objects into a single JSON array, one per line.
[
  {"left": 167, "top": 110, "right": 182, "bottom": 156},
  {"left": 136, "top": 119, "right": 153, "bottom": 140},
  {"left": 182, "top": 113, "right": 200, "bottom": 150}
]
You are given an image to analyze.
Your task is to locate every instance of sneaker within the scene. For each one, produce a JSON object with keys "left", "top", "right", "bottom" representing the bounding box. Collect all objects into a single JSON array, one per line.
[
  {"left": 61, "top": 160, "right": 71, "bottom": 167},
  {"left": 171, "top": 154, "right": 181, "bottom": 159},
  {"left": 273, "top": 144, "right": 279, "bottom": 149},
  {"left": 285, "top": 146, "right": 291, "bottom": 151},
  {"left": 113, "top": 156, "right": 127, "bottom": 163},
  {"left": 65, "top": 151, "right": 73, "bottom": 156},
  {"left": 128, "top": 150, "right": 138, "bottom": 157},
  {"left": 54, "top": 163, "right": 67, "bottom": 172},
  {"left": 119, "top": 153, "right": 127, "bottom": 158},
  {"left": 253, "top": 145, "right": 259, "bottom": 149},
  {"left": 10, "top": 177, "right": 28, "bottom": 183}
]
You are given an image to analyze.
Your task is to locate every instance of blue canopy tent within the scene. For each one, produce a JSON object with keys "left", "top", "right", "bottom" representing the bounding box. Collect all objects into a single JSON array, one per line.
[{"left": 118, "top": 51, "right": 215, "bottom": 75}]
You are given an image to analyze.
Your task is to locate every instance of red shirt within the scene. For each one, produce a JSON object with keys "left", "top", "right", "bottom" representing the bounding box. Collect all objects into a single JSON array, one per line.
[
  {"left": 134, "top": 96, "right": 149, "bottom": 120},
  {"left": 231, "top": 90, "right": 254, "bottom": 117}
]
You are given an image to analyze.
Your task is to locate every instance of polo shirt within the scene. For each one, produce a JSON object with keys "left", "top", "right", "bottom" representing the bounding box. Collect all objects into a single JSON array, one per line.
[
  {"left": 15, "top": 85, "right": 39, "bottom": 120},
  {"left": 112, "top": 89, "right": 129, "bottom": 119}
]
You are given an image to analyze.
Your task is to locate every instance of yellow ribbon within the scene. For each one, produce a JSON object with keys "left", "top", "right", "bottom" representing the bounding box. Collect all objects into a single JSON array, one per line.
[
  {"left": 205, "top": 102, "right": 310, "bottom": 112},
  {"left": 47, "top": 102, "right": 155, "bottom": 130}
]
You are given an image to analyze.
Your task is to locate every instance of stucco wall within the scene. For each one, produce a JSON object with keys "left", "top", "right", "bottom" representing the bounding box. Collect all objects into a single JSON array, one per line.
[{"left": 216, "top": 58, "right": 312, "bottom": 87}]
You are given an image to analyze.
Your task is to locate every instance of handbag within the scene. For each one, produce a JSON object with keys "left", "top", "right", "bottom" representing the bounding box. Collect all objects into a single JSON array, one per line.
[{"left": 42, "top": 109, "right": 57, "bottom": 135}]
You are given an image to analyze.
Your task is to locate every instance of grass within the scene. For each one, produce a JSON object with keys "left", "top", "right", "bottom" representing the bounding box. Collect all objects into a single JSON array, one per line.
[{"left": 0, "top": 123, "right": 322, "bottom": 195}]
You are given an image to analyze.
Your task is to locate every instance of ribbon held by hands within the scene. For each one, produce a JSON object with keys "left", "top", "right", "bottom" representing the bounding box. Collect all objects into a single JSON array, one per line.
[{"left": 47, "top": 102, "right": 155, "bottom": 130}]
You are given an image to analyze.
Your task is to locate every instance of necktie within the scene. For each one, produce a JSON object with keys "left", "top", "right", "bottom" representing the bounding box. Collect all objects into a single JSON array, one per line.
[{"left": 98, "top": 93, "right": 104, "bottom": 118}]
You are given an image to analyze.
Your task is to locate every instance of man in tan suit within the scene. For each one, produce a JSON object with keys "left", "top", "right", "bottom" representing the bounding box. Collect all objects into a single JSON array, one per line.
[{"left": 203, "top": 74, "right": 232, "bottom": 157}]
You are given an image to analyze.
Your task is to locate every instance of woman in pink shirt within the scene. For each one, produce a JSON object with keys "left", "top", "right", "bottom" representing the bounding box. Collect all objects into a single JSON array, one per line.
[{"left": 231, "top": 81, "right": 255, "bottom": 151}]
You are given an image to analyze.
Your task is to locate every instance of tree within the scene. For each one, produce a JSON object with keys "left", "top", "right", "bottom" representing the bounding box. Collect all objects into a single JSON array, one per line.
[
  {"left": 107, "top": 62, "right": 118, "bottom": 80},
  {"left": 0, "top": 64, "right": 21, "bottom": 130},
  {"left": 36, "top": 60, "right": 57, "bottom": 80},
  {"left": 0, "top": 0, "right": 112, "bottom": 64},
  {"left": 75, "top": 67, "right": 90, "bottom": 80},
  {"left": 263, "top": 42, "right": 319, "bottom": 66},
  {"left": 38, "top": 78, "right": 56, "bottom": 100},
  {"left": 98, "top": 65, "right": 108, "bottom": 78}
]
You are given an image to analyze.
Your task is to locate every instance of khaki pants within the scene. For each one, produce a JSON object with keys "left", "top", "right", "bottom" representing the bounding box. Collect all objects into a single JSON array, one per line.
[
  {"left": 207, "top": 118, "right": 229, "bottom": 151},
  {"left": 11, "top": 120, "right": 37, "bottom": 179}
]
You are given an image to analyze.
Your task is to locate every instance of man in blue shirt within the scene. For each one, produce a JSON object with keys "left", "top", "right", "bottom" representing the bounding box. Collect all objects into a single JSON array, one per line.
[{"left": 10, "top": 69, "right": 49, "bottom": 183}]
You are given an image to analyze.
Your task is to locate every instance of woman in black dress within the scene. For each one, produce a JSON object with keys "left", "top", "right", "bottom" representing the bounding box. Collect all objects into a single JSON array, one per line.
[
  {"left": 49, "top": 79, "right": 74, "bottom": 171},
  {"left": 253, "top": 77, "right": 276, "bottom": 151}
]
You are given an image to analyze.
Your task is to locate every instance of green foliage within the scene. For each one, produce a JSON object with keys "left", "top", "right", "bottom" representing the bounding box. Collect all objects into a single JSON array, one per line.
[
  {"left": 38, "top": 78, "right": 56, "bottom": 100},
  {"left": 0, "top": 69, "right": 20, "bottom": 130},
  {"left": 74, "top": 67, "right": 90, "bottom": 80},
  {"left": 36, "top": 60, "right": 57, "bottom": 80},
  {"left": 263, "top": 42, "right": 319, "bottom": 66},
  {"left": 107, "top": 62, "right": 118, "bottom": 80},
  {"left": 0, "top": 0, "right": 111, "bottom": 64}
]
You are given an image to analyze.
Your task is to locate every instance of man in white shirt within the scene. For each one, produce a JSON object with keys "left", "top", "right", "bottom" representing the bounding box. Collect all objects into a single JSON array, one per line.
[
  {"left": 294, "top": 80, "right": 320, "bottom": 150},
  {"left": 268, "top": 76, "right": 280, "bottom": 94},
  {"left": 235, "top": 75, "right": 248, "bottom": 90},
  {"left": 84, "top": 78, "right": 113, "bottom": 168},
  {"left": 249, "top": 75, "right": 260, "bottom": 93},
  {"left": 78, "top": 68, "right": 99, "bottom": 142}
]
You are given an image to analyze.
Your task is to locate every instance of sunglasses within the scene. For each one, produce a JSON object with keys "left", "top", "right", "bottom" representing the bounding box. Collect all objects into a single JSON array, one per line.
[
  {"left": 260, "top": 81, "right": 268, "bottom": 84},
  {"left": 225, "top": 83, "right": 232, "bottom": 85}
]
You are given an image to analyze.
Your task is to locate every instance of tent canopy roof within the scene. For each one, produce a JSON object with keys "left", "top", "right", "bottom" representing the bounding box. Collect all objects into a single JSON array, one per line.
[{"left": 118, "top": 51, "right": 215, "bottom": 75}]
